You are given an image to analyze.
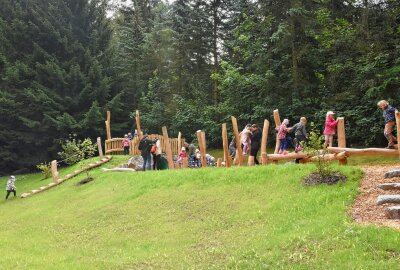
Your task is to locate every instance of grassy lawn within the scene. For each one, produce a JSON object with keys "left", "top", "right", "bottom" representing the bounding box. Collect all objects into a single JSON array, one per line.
[{"left": 0, "top": 156, "right": 399, "bottom": 269}]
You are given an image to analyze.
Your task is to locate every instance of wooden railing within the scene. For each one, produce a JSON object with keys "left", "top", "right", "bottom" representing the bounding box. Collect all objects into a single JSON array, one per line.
[{"left": 105, "top": 134, "right": 185, "bottom": 156}]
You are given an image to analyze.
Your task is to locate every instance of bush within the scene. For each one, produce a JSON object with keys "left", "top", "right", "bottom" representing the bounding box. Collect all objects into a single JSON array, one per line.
[{"left": 36, "top": 162, "right": 52, "bottom": 179}]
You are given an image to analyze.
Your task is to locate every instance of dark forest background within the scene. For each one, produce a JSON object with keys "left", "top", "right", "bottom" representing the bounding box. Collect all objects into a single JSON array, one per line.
[{"left": 1, "top": 0, "right": 400, "bottom": 174}]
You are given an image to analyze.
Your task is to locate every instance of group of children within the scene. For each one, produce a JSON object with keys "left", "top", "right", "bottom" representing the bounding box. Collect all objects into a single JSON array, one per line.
[
  {"left": 276, "top": 117, "right": 308, "bottom": 155},
  {"left": 177, "top": 144, "right": 216, "bottom": 167}
]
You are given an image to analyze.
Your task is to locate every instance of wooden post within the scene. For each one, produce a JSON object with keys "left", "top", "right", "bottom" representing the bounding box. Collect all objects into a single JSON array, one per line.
[
  {"left": 261, "top": 119, "right": 270, "bottom": 165},
  {"left": 222, "top": 123, "right": 231, "bottom": 168},
  {"left": 396, "top": 111, "right": 400, "bottom": 158},
  {"left": 337, "top": 117, "right": 347, "bottom": 165},
  {"left": 177, "top": 132, "right": 182, "bottom": 154},
  {"left": 217, "top": 158, "right": 222, "bottom": 167},
  {"left": 136, "top": 110, "right": 143, "bottom": 140},
  {"left": 162, "top": 126, "right": 174, "bottom": 169},
  {"left": 97, "top": 137, "right": 104, "bottom": 159},
  {"left": 105, "top": 111, "right": 111, "bottom": 140},
  {"left": 231, "top": 116, "right": 243, "bottom": 166},
  {"left": 248, "top": 156, "right": 255, "bottom": 166},
  {"left": 51, "top": 160, "right": 59, "bottom": 183},
  {"left": 196, "top": 130, "right": 207, "bottom": 167},
  {"left": 182, "top": 157, "right": 188, "bottom": 168},
  {"left": 273, "top": 110, "right": 281, "bottom": 154}
]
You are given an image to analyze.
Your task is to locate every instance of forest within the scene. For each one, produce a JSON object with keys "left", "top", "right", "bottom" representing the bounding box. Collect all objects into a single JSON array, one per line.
[{"left": 0, "top": 0, "right": 399, "bottom": 174}]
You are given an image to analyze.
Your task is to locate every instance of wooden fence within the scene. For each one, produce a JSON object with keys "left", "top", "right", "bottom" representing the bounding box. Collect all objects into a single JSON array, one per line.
[{"left": 105, "top": 134, "right": 185, "bottom": 156}]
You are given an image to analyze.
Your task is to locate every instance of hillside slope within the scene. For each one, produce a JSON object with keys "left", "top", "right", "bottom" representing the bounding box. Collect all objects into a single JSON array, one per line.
[{"left": 0, "top": 160, "right": 399, "bottom": 269}]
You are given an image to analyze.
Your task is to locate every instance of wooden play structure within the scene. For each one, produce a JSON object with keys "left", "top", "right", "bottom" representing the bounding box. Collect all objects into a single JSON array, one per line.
[
  {"left": 104, "top": 110, "right": 185, "bottom": 156},
  {"left": 219, "top": 110, "right": 400, "bottom": 166}
]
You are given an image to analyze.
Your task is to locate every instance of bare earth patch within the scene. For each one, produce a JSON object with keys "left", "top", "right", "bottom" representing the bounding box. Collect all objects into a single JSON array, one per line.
[{"left": 352, "top": 165, "right": 400, "bottom": 230}]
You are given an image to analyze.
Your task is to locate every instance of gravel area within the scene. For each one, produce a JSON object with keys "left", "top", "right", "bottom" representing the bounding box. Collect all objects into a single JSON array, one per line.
[{"left": 352, "top": 165, "right": 400, "bottom": 230}]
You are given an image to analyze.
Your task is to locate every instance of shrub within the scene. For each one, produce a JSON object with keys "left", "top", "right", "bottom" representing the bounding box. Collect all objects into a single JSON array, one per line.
[{"left": 36, "top": 162, "right": 52, "bottom": 179}]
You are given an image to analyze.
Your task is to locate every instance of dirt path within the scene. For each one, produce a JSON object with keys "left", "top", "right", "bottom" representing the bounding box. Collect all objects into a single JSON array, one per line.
[{"left": 352, "top": 164, "right": 400, "bottom": 230}]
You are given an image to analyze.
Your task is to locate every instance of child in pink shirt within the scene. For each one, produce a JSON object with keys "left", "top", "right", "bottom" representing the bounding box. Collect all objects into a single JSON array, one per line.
[
  {"left": 323, "top": 111, "right": 338, "bottom": 148},
  {"left": 277, "top": 119, "right": 289, "bottom": 154},
  {"left": 177, "top": 147, "right": 187, "bottom": 164}
]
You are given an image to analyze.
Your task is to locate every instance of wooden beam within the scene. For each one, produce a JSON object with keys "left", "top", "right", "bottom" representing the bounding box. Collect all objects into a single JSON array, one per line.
[
  {"left": 231, "top": 116, "right": 243, "bottom": 166},
  {"left": 396, "top": 111, "right": 400, "bottom": 158},
  {"left": 105, "top": 111, "right": 111, "bottom": 140},
  {"left": 261, "top": 119, "right": 270, "bottom": 165},
  {"left": 177, "top": 132, "right": 182, "bottom": 155},
  {"left": 337, "top": 117, "right": 346, "bottom": 148},
  {"left": 97, "top": 137, "right": 104, "bottom": 159},
  {"left": 182, "top": 157, "right": 188, "bottom": 169},
  {"left": 217, "top": 158, "right": 222, "bottom": 167},
  {"left": 162, "top": 126, "right": 175, "bottom": 169},
  {"left": 273, "top": 109, "right": 281, "bottom": 154},
  {"left": 136, "top": 110, "right": 143, "bottom": 140},
  {"left": 196, "top": 131, "right": 207, "bottom": 167},
  {"left": 248, "top": 156, "right": 255, "bottom": 166},
  {"left": 267, "top": 152, "right": 308, "bottom": 161},
  {"left": 328, "top": 147, "right": 399, "bottom": 156},
  {"left": 222, "top": 123, "right": 231, "bottom": 167}
]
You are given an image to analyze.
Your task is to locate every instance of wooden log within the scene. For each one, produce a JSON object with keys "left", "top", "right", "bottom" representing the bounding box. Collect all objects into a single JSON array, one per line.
[
  {"left": 337, "top": 117, "right": 347, "bottom": 165},
  {"left": 261, "top": 152, "right": 268, "bottom": 165},
  {"left": 162, "top": 126, "right": 175, "bottom": 169},
  {"left": 182, "top": 157, "right": 189, "bottom": 168},
  {"left": 378, "top": 183, "right": 400, "bottom": 190},
  {"left": 51, "top": 160, "right": 59, "bottom": 183},
  {"left": 136, "top": 110, "right": 143, "bottom": 140},
  {"left": 267, "top": 153, "right": 308, "bottom": 161},
  {"left": 273, "top": 109, "right": 281, "bottom": 154},
  {"left": 196, "top": 130, "right": 207, "bottom": 167},
  {"left": 260, "top": 119, "right": 269, "bottom": 165},
  {"left": 97, "top": 137, "right": 104, "bottom": 159},
  {"left": 377, "top": 195, "right": 400, "bottom": 205},
  {"left": 396, "top": 111, "right": 400, "bottom": 158},
  {"left": 177, "top": 132, "right": 182, "bottom": 155},
  {"left": 328, "top": 147, "right": 399, "bottom": 156},
  {"left": 217, "top": 158, "right": 222, "bottom": 167},
  {"left": 384, "top": 170, "right": 400, "bottom": 179},
  {"left": 248, "top": 156, "right": 255, "bottom": 166},
  {"left": 231, "top": 116, "right": 243, "bottom": 166},
  {"left": 385, "top": 206, "right": 400, "bottom": 219},
  {"left": 308, "top": 152, "right": 348, "bottom": 162},
  {"left": 106, "top": 111, "right": 111, "bottom": 140},
  {"left": 222, "top": 123, "right": 231, "bottom": 168}
]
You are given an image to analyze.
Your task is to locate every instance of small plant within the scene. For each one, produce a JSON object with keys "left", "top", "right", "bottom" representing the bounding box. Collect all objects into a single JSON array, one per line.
[
  {"left": 304, "top": 123, "right": 334, "bottom": 178},
  {"left": 36, "top": 162, "right": 52, "bottom": 179}
]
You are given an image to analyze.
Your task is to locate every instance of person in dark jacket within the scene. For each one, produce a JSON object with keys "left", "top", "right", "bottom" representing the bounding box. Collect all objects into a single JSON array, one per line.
[
  {"left": 378, "top": 100, "right": 397, "bottom": 149},
  {"left": 250, "top": 124, "right": 262, "bottom": 164},
  {"left": 138, "top": 134, "right": 153, "bottom": 171},
  {"left": 289, "top": 117, "right": 308, "bottom": 152}
]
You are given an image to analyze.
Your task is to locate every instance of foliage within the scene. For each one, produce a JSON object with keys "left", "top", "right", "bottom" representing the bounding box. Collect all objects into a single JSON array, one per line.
[
  {"left": 304, "top": 123, "right": 334, "bottom": 178},
  {"left": 35, "top": 162, "right": 52, "bottom": 180}
]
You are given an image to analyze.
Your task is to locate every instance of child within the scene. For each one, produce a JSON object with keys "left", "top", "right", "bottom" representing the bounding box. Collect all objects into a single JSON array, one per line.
[
  {"left": 290, "top": 117, "right": 308, "bottom": 152},
  {"left": 323, "top": 111, "right": 338, "bottom": 148},
  {"left": 277, "top": 119, "right": 289, "bottom": 154},
  {"left": 177, "top": 147, "right": 187, "bottom": 164},
  {"left": 6, "top": 175, "right": 16, "bottom": 200},
  {"left": 377, "top": 100, "right": 397, "bottom": 149},
  {"left": 122, "top": 134, "right": 130, "bottom": 155},
  {"left": 240, "top": 124, "right": 252, "bottom": 155}
]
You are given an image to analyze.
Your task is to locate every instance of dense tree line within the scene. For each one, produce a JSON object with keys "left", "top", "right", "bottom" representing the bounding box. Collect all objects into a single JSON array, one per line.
[{"left": 1, "top": 0, "right": 399, "bottom": 174}]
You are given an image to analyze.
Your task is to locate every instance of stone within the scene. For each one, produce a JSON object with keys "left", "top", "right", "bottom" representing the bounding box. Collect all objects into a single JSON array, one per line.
[
  {"left": 377, "top": 183, "right": 400, "bottom": 190},
  {"left": 384, "top": 206, "right": 400, "bottom": 219},
  {"left": 376, "top": 195, "right": 400, "bottom": 205},
  {"left": 384, "top": 170, "right": 400, "bottom": 179}
]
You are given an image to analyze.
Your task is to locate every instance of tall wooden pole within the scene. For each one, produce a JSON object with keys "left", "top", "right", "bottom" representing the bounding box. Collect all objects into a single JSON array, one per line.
[
  {"left": 177, "top": 132, "right": 182, "bottom": 154},
  {"left": 261, "top": 119, "right": 270, "bottom": 165},
  {"left": 196, "top": 130, "right": 207, "bottom": 167},
  {"left": 396, "top": 111, "right": 400, "bottom": 158},
  {"left": 222, "top": 123, "right": 231, "bottom": 167},
  {"left": 201, "top": 131, "right": 207, "bottom": 166},
  {"left": 162, "top": 126, "right": 174, "bottom": 169},
  {"left": 105, "top": 111, "right": 111, "bottom": 140},
  {"left": 136, "top": 110, "right": 143, "bottom": 140},
  {"left": 231, "top": 116, "right": 243, "bottom": 166},
  {"left": 337, "top": 117, "right": 347, "bottom": 165},
  {"left": 97, "top": 137, "right": 104, "bottom": 159},
  {"left": 273, "top": 110, "right": 281, "bottom": 154},
  {"left": 51, "top": 160, "right": 59, "bottom": 183}
]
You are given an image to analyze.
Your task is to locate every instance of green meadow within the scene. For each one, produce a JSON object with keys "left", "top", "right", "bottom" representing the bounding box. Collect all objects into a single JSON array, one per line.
[{"left": 0, "top": 156, "right": 399, "bottom": 269}]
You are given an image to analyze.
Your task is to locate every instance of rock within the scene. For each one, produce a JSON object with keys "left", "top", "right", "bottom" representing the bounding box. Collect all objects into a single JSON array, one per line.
[
  {"left": 384, "top": 170, "right": 400, "bottom": 179},
  {"left": 384, "top": 206, "right": 400, "bottom": 219},
  {"left": 376, "top": 195, "right": 400, "bottom": 205},
  {"left": 377, "top": 183, "right": 400, "bottom": 190}
]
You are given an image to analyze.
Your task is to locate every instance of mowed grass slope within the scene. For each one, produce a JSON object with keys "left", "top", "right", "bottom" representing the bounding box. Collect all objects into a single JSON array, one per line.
[{"left": 0, "top": 157, "right": 399, "bottom": 269}]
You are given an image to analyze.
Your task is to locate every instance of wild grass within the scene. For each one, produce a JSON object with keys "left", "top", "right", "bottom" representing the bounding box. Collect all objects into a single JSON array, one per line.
[{"left": 0, "top": 156, "right": 399, "bottom": 269}]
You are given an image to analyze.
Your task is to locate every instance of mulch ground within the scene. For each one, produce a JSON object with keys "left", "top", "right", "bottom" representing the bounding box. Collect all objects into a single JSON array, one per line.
[{"left": 352, "top": 165, "right": 400, "bottom": 230}]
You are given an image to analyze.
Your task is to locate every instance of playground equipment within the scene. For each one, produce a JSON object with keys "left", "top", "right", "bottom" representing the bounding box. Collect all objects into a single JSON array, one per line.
[
  {"left": 221, "top": 110, "right": 400, "bottom": 166},
  {"left": 104, "top": 110, "right": 185, "bottom": 156}
]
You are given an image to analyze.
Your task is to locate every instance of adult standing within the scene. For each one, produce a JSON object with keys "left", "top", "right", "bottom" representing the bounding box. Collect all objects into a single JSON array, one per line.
[
  {"left": 138, "top": 134, "right": 153, "bottom": 171},
  {"left": 152, "top": 139, "right": 162, "bottom": 170},
  {"left": 250, "top": 124, "right": 262, "bottom": 164},
  {"left": 184, "top": 142, "right": 198, "bottom": 167}
]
